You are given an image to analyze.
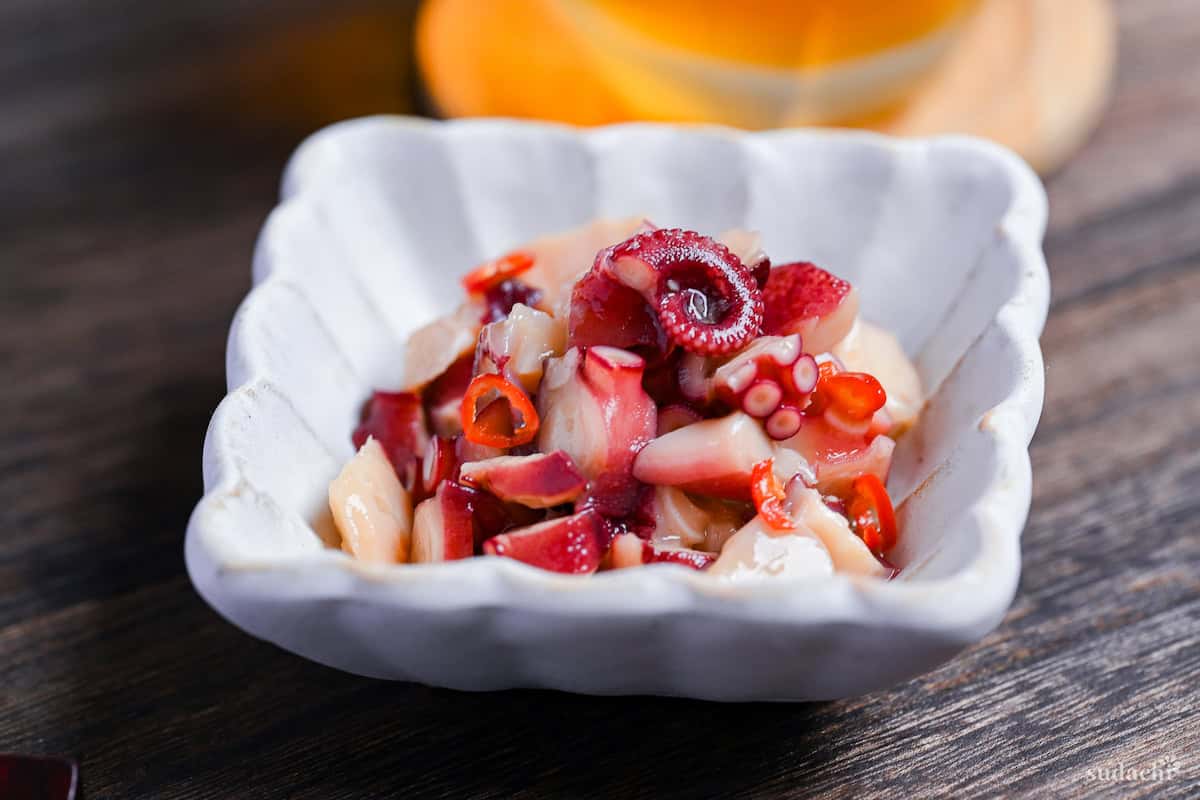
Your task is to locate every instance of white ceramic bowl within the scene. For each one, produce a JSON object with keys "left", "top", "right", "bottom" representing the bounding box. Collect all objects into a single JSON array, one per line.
[{"left": 186, "top": 118, "right": 1048, "bottom": 701}]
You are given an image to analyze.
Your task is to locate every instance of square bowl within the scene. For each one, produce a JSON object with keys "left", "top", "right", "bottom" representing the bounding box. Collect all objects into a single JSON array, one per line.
[{"left": 186, "top": 118, "right": 1048, "bottom": 701}]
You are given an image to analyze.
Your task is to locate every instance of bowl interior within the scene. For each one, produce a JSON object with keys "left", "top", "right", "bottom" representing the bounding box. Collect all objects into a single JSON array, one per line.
[{"left": 208, "top": 120, "right": 1041, "bottom": 586}]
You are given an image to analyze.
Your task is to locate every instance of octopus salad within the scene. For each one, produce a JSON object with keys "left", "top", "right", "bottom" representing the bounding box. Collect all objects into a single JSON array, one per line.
[{"left": 327, "top": 219, "right": 923, "bottom": 583}]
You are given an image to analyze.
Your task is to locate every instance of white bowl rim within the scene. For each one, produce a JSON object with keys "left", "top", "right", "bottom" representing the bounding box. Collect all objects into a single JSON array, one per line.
[{"left": 186, "top": 116, "right": 1049, "bottom": 642}]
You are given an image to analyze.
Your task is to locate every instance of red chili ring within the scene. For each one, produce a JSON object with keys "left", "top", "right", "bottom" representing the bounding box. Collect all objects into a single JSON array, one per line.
[
  {"left": 461, "top": 251, "right": 535, "bottom": 294},
  {"left": 847, "top": 473, "right": 898, "bottom": 554},
  {"left": 750, "top": 458, "right": 795, "bottom": 531},
  {"left": 460, "top": 373, "right": 540, "bottom": 448}
]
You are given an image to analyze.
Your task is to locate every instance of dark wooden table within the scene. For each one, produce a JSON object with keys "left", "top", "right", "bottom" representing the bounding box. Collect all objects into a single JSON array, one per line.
[{"left": 2, "top": 1, "right": 1197, "bottom": 797}]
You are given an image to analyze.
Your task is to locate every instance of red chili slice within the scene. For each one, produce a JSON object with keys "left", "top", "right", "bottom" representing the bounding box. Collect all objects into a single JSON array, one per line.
[
  {"left": 459, "top": 373, "right": 540, "bottom": 448},
  {"left": 750, "top": 458, "right": 795, "bottom": 531},
  {"left": 846, "top": 473, "right": 898, "bottom": 554},
  {"left": 806, "top": 360, "right": 840, "bottom": 416},
  {"left": 461, "top": 251, "right": 535, "bottom": 294},
  {"left": 809, "top": 369, "right": 886, "bottom": 421}
]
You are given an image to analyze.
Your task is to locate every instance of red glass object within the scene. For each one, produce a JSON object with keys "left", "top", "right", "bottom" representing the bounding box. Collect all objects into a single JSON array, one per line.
[{"left": 0, "top": 754, "right": 78, "bottom": 800}]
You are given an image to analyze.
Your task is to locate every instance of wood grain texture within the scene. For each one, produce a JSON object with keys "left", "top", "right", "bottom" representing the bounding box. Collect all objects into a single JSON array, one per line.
[{"left": 1, "top": 1, "right": 1197, "bottom": 798}]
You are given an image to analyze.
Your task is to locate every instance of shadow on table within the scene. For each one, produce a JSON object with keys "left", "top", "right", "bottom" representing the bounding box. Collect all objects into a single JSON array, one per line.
[{"left": 172, "top": 672, "right": 844, "bottom": 799}]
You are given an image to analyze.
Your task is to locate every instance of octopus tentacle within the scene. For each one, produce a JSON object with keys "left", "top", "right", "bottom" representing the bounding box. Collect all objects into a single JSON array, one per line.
[
  {"left": 603, "top": 229, "right": 764, "bottom": 356},
  {"left": 711, "top": 334, "right": 819, "bottom": 440}
]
